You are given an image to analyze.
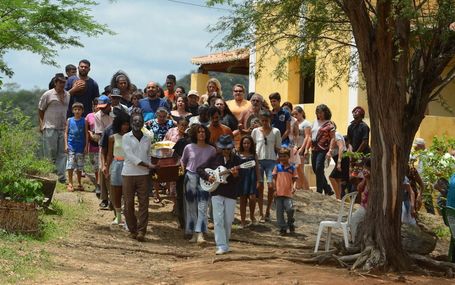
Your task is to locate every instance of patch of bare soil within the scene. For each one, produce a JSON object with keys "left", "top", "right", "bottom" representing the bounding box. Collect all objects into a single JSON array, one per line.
[{"left": 21, "top": 179, "right": 453, "bottom": 285}]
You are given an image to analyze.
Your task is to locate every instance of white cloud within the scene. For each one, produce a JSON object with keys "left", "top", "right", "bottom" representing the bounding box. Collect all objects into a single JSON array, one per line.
[{"left": 3, "top": 0, "right": 230, "bottom": 90}]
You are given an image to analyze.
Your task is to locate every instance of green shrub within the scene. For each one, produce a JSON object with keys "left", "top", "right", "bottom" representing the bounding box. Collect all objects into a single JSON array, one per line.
[{"left": 0, "top": 102, "right": 53, "bottom": 204}]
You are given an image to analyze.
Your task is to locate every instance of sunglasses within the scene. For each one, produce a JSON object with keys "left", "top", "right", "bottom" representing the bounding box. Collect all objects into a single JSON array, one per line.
[{"left": 264, "top": 137, "right": 268, "bottom": 145}]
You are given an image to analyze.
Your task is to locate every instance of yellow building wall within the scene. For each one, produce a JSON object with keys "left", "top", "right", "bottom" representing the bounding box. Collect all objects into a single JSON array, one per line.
[
  {"left": 255, "top": 40, "right": 362, "bottom": 135},
  {"left": 254, "top": 41, "right": 301, "bottom": 105},
  {"left": 427, "top": 70, "right": 455, "bottom": 117},
  {"left": 190, "top": 73, "right": 210, "bottom": 96},
  {"left": 415, "top": 116, "right": 455, "bottom": 145}
]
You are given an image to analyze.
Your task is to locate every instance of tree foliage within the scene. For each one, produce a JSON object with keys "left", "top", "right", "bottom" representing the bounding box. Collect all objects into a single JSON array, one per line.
[
  {"left": 0, "top": 0, "right": 113, "bottom": 85},
  {"left": 207, "top": 0, "right": 455, "bottom": 100}
]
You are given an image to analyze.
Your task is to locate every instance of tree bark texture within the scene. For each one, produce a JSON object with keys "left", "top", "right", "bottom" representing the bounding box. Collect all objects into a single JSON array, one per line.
[{"left": 341, "top": 0, "right": 420, "bottom": 271}]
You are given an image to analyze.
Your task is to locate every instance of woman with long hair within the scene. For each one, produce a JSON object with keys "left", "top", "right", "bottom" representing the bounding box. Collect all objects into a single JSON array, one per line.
[
  {"left": 199, "top": 78, "right": 222, "bottom": 105},
  {"left": 110, "top": 71, "right": 133, "bottom": 107},
  {"left": 309, "top": 104, "right": 335, "bottom": 195},
  {"left": 214, "top": 98, "right": 239, "bottom": 134},
  {"left": 238, "top": 135, "right": 259, "bottom": 227},
  {"left": 105, "top": 111, "right": 131, "bottom": 225},
  {"left": 171, "top": 94, "right": 193, "bottom": 124},
  {"left": 292, "top": 106, "right": 311, "bottom": 190},
  {"left": 181, "top": 124, "right": 217, "bottom": 243}
]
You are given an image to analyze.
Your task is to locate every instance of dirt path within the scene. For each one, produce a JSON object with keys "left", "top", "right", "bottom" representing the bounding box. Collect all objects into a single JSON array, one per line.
[{"left": 21, "top": 183, "right": 454, "bottom": 285}]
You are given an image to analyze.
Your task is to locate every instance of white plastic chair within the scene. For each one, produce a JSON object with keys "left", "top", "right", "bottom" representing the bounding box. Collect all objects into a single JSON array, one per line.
[{"left": 314, "top": 191, "right": 358, "bottom": 252}]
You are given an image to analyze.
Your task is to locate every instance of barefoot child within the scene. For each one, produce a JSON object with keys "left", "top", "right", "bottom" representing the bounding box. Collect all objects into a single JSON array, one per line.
[
  {"left": 272, "top": 148, "right": 298, "bottom": 235},
  {"left": 64, "top": 102, "right": 89, "bottom": 191},
  {"left": 238, "top": 135, "right": 259, "bottom": 228}
]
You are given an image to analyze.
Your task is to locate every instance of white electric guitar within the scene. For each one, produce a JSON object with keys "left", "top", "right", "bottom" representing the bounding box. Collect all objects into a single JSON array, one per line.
[{"left": 200, "top": 160, "right": 256, "bottom": 192}]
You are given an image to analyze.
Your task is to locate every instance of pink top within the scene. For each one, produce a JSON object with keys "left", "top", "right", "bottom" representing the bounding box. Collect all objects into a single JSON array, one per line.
[
  {"left": 164, "top": 127, "right": 182, "bottom": 143},
  {"left": 86, "top": 112, "right": 99, "bottom": 153}
]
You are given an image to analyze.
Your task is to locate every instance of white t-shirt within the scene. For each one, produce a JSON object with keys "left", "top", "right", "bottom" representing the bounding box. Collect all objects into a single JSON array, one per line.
[
  {"left": 296, "top": 119, "right": 311, "bottom": 147},
  {"left": 251, "top": 127, "right": 282, "bottom": 160},
  {"left": 332, "top": 132, "right": 346, "bottom": 156}
]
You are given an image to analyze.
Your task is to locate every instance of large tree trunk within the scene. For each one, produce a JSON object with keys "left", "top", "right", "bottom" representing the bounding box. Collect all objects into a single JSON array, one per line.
[{"left": 342, "top": 0, "right": 421, "bottom": 272}]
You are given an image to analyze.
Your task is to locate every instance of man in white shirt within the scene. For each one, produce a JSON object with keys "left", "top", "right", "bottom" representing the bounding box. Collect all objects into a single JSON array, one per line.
[{"left": 122, "top": 112, "right": 156, "bottom": 242}]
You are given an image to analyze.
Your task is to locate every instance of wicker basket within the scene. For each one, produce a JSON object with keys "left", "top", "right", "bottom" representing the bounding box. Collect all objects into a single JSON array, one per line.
[{"left": 0, "top": 200, "right": 39, "bottom": 233}]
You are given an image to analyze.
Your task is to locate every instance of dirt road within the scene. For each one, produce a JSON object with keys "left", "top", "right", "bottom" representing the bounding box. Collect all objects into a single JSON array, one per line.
[{"left": 22, "top": 186, "right": 454, "bottom": 285}]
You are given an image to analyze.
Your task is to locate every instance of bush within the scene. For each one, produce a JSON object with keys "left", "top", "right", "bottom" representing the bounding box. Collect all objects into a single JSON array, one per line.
[{"left": 0, "top": 102, "right": 53, "bottom": 204}]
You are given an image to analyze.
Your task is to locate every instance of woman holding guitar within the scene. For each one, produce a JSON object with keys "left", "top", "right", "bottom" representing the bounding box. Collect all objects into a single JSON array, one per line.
[
  {"left": 198, "top": 135, "right": 241, "bottom": 255},
  {"left": 180, "top": 124, "right": 216, "bottom": 243}
]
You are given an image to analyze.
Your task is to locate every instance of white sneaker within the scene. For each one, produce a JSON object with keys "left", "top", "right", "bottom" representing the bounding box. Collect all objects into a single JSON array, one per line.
[
  {"left": 196, "top": 233, "right": 206, "bottom": 244},
  {"left": 189, "top": 233, "right": 197, "bottom": 243},
  {"left": 215, "top": 248, "right": 227, "bottom": 255}
]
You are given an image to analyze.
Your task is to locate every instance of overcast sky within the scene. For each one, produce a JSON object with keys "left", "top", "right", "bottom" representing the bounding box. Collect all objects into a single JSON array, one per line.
[{"left": 3, "top": 0, "right": 231, "bottom": 90}]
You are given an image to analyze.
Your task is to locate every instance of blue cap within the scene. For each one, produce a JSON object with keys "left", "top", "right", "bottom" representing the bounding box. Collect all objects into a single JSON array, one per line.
[{"left": 97, "top": 95, "right": 111, "bottom": 108}]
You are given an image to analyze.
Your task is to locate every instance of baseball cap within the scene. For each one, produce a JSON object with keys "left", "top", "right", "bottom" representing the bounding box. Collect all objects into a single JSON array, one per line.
[
  {"left": 110, "top": 88, "right": 122, "bottom": 98},
  {"left": 97, "top": 95, "right": 111, "bottom": 108},
  {"left": 188, "top": 90, "right": 199, "bottom": 97}
]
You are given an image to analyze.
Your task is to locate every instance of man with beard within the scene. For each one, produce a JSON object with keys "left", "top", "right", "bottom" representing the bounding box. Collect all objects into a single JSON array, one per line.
[
  {"left": 208, "top": 106, "right": 233, "bottom": 145},
  {"left": 138, "top": 81, "right": 170, "bottom": 122},
  {"left": 239, "top": 93, "right": 264, "bottom": 136},
  {"left": 122, "top": 112, "right": 156, "bottom": 242},
  {"left": 65, "top": 59, "right": 100, "bottom": 117}
]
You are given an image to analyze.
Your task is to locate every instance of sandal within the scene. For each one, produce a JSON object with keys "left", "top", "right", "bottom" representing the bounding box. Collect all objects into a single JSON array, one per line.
[
  {"left": 76, "top": 185, "right": 85, "bottom": 191},
  {"left": 67, "top": 184, "right": 74, "bottom": 192},
  {"left": 153, "top": 197, "right": 161, "bottom": 204}
]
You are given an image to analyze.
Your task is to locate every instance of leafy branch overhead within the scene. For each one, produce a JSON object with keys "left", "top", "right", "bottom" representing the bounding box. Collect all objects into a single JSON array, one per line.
[
  {"left": 207, "top": 0, "right": 455, "bottom": 100},
  {"left": 0, "top": 0, "right": 113, "bottom": 78}
]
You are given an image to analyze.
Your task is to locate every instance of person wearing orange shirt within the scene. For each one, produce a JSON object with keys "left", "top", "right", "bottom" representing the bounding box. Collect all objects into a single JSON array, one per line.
[
  {"left": 164, "top": 74, "right": 176, "bottom": 105},
  {"left": 207, "top": 106, "right": 233, "bottom": 145},
  {"left": 226, "top": 84, "right": 251, "bottom": 121},
  {"left": 272, "top": 148, "right": 298, "bottom": 236}
]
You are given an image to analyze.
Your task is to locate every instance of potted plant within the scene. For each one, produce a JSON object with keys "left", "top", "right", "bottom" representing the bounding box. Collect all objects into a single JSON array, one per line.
[{"left": 0, "top": 102, "right": 54, "bottom": 233}]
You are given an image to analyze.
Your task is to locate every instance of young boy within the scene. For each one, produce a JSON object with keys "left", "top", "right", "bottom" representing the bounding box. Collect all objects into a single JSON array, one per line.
[
  {"left": 272, "top": 148, "right": 298, "bottom": 235},
  {"left": 65, "top": 102, "right": 89, "bottom": 191}
]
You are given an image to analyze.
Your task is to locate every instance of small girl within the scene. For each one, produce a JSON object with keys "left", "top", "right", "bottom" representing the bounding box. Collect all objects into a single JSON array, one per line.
[
  {"left": 238, "top": 135, "right": 259, "bottom": 228},
  {"left": 106, "top": 111, "right": 131, "bottom": 225}
]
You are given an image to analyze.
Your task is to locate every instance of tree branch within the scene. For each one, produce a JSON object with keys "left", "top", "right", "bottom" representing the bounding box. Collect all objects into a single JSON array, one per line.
[{"left": 429, "top": 65, "right": 455, "bottom": 100}]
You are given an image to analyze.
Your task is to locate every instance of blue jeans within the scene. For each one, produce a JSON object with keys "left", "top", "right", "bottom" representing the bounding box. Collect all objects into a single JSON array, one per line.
[
  {"left": 184, "top": 172, "right": 209, "bottom": 234},
  {"left": 212, "top": 195, "right": 236, "bottom": 252},
  {"left": 42, "top": 128, "right": 67, "bottom": 182},
  {"left": 275, "top": 196, "right": 294, "bottom": 230},
  {"left": 311, "top": 150, "right": 333, "bottom": 194}
]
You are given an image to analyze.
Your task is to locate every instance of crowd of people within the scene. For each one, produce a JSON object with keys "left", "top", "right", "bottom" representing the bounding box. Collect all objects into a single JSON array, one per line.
[{"left": 38, "top": 59, "right": 454, "bottom": 255}]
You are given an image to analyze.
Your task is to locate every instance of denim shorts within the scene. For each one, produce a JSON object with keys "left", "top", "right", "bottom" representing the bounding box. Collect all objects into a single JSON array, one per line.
[
  {"left": 258, "top": 159, "right": 276, "bottom": 183},
  {"left": 66, "top": 151, "right": 84, "bottom": 171},
  {"left": 110, "top": 160, "right": 124, "bottom": 186}
]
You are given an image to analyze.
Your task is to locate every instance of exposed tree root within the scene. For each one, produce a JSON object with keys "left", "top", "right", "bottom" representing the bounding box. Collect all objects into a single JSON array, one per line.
[
  {"left": 230, "top": 237, "right": 312, "bottom": 249},
  {"left": 61, "top": 240, "right": 196, "bottom": 258},
  {"left": 410, "top": 254, "right": 455, "bottom": 277},
  {"left": 212, "top": 250, "right": 343, "bottom": 266}
]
